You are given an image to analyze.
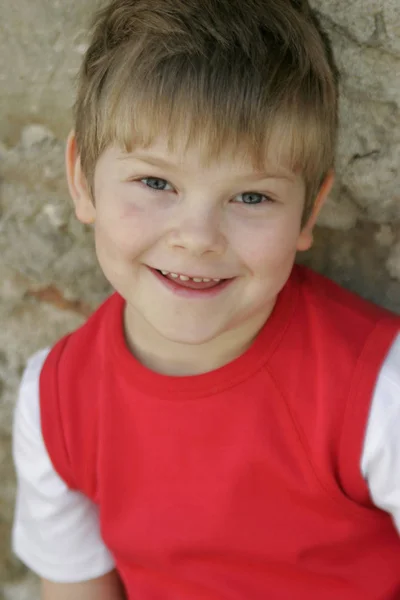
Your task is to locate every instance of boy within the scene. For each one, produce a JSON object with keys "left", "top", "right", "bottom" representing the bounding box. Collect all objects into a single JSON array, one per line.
[{"left": 12, "top": 0, "right": 400, "bottom": 598}]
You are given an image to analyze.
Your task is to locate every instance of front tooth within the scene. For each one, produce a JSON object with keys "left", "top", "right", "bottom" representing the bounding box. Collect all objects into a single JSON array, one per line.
[
  {"left": 161, "top": 270, "right": 169, "bottom": 275},
  {"left": 193, "top": 278, "right": 203, "bottom": 283},
  {"left": 170, "top": 273, "right": 179, "bottom": 278},
  {"left": 179, "top": 275, "right": 190, "bottom": 281},
  {"left": 202, "top": 278, "right": 211, "bottom": 283},
  {"left": 213, "top": 279, "right": 221, "bottom": 282}
]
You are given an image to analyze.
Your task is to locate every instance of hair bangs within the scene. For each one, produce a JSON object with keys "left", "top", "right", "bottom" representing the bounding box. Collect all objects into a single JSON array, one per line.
[{"left": 97, "top": 44, "right": 331, "bottom": 198}]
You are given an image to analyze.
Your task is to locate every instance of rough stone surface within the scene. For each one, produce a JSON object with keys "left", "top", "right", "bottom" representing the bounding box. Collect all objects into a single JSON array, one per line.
[{"left": 0, "top": 1, "right": 399, "bottom": 596}]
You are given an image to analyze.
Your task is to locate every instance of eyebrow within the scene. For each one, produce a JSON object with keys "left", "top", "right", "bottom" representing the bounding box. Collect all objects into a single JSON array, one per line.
[
  {"left": 117, "top": 152, "right": 296, "bottom": 182},
  {"left": 118, "top": 153, "right": 179, "bottom": 170}
]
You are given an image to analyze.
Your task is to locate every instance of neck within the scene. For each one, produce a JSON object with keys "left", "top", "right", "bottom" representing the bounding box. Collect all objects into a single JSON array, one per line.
[{"left": 123, "top": 305, "right": 275, "bottom": 377}]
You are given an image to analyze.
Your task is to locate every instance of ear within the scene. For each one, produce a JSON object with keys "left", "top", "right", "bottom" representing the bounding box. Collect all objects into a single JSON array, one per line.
[
  {"left": 296, "top": 170, "right": 335, "bottom": 252},
  {"left": 65, "top": 130, "right": 96, "bottom": 224}
]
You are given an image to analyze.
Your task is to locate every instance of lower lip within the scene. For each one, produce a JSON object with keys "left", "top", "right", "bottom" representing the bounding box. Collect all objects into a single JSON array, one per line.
[{"left": 149, "top": 267, "right": 234, "bottom": 298}]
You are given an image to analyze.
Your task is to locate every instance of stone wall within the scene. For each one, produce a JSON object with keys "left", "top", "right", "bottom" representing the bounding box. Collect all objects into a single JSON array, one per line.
[{"left": 0, "top": 1, "right": 399, "bottom": 597}]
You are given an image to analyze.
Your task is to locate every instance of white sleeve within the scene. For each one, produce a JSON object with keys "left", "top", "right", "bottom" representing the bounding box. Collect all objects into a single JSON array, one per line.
[
  {"left": 361, "top": 333, "right": 400, "bottom": 533},
  {"left": 12, "top": 348, "right": 115, "bottom": 583}
]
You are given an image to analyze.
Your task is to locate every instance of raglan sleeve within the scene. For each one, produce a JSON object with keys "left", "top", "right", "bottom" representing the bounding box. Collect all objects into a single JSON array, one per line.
[
  {"left": 361, "top": 332, "right": 400, "bottom": 533},
  {"left": 12, "top": 348, "right": 116, "bottom": 583}
]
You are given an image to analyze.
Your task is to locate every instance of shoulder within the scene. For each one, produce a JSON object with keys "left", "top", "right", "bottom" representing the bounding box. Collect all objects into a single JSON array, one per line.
[
  {"left": 362, "top": 333, "right": 400, "bottom": 530},
  {"left": 55, "top": 292, "right": 123, "bottom": 357},
  {"left": 293, "top": 265, "right": 400, "bottom": 357},
  {"left": 40, "top": 291, "right": 123, "bottom": 404},
  {"left": 12, "top": 349, "right": 115, "bottom": 581},
  {"left": 20, "top": 348, "right": 50, "bottom": 392},
  {"left": 363, "top": 333, "right": 400, "bottom": 450},
  {"left": 14, "top": 348, "right": 51, "bottom": 468},
  {"left": 296, "top": 265, "right": 398, "bottom": 324},
  {"left": 38, "top": 294, "right": 123, "bottom": 498},
  {"left": 377, "top": 331, "right": 400, "bottom": 384},
  {"left": 270, "top": 267, "right": 400, "bottom": 505}
]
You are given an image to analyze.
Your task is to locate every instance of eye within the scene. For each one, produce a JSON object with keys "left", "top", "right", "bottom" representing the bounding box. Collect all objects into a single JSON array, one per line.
[
  {"left": 234, "top": 192, "right": 274, "bottom": 205},
  {"left": 141, "top": 177, "right": 173, "bottom": 191}
]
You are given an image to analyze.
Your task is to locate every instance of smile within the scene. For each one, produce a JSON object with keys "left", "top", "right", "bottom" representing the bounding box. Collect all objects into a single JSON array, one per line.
[{"left": 148, "top": 267, "right": 234, "bottom": 297}]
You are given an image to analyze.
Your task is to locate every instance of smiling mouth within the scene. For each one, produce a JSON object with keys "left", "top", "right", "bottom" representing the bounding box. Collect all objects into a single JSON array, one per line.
[{"left": 155, "top": 269, "right": 229, "bottom": 290}]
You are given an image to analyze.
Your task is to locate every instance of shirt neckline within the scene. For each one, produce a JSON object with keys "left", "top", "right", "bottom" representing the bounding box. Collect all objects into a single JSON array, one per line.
[{"left": 109, "top": 267, "right": 299, "bottom": 399}]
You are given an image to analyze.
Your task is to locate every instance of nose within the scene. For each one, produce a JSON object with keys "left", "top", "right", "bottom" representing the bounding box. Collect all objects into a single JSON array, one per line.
[{"left": 166, "top": 200, "right": 227, "bottom": 257}]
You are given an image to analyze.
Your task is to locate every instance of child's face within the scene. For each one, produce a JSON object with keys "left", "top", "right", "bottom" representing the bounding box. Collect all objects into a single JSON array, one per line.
[{"left": 68, "top": 134, "right": 331, "bottom": 350}]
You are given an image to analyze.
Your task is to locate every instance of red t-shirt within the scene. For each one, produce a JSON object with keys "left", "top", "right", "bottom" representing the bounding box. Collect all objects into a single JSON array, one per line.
[{"left": 40, "top": 266, "right": 400, "bottom": 599}]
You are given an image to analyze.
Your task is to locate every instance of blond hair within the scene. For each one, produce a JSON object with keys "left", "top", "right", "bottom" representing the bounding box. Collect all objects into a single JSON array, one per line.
[{"left": 75, "top": 0, "right": 339, "bottom": 218}]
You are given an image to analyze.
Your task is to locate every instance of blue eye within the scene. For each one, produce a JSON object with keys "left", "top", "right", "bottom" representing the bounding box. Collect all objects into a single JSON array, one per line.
[
  {"left": 236, "top": 192, "right": 271, "bottom": 205},
  {"left": 141, "top": 177, "right": 173, "bottom": 191}
]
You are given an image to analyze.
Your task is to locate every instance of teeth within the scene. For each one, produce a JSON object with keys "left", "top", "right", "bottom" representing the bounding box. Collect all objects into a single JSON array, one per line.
[{"left": 159, "top": 270, "right": 221, "bottom": 283}]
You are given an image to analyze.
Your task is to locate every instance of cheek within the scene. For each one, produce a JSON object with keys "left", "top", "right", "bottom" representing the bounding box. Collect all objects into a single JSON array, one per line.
[
  {"left": 232, "top": 215, "right": 302, "bottom": 272},
  {"left": 94, "top": 193, "right": 158, "bottom": 256}
]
